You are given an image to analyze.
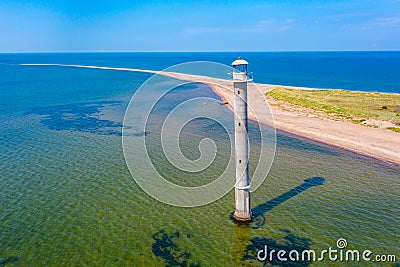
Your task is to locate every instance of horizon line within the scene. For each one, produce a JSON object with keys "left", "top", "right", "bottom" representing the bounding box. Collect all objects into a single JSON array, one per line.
[{"left": 1, "top": 49, "right": 400, "bottom": 54}]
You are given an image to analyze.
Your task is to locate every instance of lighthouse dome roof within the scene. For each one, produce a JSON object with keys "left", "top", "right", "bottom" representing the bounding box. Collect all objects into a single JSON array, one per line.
[{"left": 232, "top": 57, "right": 248, "bottom": 66}]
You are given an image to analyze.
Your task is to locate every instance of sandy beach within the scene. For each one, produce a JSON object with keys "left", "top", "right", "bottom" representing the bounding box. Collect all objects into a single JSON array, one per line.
[{"left": 22, "top": 64, "right": 400, "bottom": 165}]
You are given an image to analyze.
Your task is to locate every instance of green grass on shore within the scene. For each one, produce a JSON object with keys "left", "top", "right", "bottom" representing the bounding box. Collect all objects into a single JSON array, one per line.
[{"left": 266, "top": 87, "right": 400, "bottom": 131}]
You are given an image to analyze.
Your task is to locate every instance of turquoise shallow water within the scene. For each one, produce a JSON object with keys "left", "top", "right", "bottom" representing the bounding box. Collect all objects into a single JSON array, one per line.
[{"left": 0, "top": 54, "right": 399, "bottom": 266}]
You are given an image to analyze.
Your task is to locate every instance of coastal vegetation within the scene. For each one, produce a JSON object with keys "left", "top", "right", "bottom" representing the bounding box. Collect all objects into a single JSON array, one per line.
[{"left": 266, "top": 87, "right": 400, "bottom": 132}]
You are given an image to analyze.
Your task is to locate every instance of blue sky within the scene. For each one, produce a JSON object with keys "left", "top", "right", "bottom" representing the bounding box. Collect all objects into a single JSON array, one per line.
[{"left": 0, "top": 0, "right": 399, "bottom": 52}]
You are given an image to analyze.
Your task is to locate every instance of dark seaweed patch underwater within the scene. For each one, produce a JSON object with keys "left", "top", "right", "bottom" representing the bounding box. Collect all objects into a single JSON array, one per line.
[
  {"left": 26, "top": 101, "right": 124, "bottom": 136},
  {"left": 152, "top": 229, "right": 201, "bottom": 267}
]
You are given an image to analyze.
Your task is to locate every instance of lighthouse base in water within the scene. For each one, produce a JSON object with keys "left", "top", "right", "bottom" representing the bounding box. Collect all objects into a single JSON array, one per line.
[
  {"left": 233, "top": 214, "right": 252, "bottom": 222},
  {"left": 233, "top": 187, "right": 252, "bottom": 222}
]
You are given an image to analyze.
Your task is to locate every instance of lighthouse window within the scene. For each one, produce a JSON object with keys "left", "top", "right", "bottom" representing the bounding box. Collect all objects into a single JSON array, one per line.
[
  {"left": 238, "top": 122, "right": 241, "bottom": 126},
  {"left": 239, "top": 160, "right": 242, "bottom": 163},
  {"left": 237, "top": 91, "right": 240, "bottom": 94}
]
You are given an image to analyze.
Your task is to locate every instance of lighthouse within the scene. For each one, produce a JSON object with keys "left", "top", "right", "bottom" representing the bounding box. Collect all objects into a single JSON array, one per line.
[{"left": 232, "top": 56, "right": 252, "bottom": 222}]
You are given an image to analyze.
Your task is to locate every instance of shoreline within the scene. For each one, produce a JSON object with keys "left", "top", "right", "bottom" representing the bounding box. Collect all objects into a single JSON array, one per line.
[
  {"left": 21, "top": 64, "right": 400, "bottom": 166},
  {"left": 272, "top": 125, "right": 400, "bottom": 168}
]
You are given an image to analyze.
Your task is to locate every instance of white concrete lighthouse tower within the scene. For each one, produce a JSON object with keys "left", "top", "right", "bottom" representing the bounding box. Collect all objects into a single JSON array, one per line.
[{"left": 232, "top": 56, "right": 252, "bottom": 222}]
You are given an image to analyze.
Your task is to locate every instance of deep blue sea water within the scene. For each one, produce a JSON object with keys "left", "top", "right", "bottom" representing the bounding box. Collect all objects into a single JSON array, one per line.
[
  {"left": 0, "top": 53, "right": 399, "bottom": 266},
  {"left": 1, "top": 51, "right": 400, "bottom": 93}
]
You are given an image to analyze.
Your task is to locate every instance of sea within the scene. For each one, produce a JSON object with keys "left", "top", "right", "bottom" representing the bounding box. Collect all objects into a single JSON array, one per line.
[{"left": 0, "top": 52, "right": 399, "bottom": 266}]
